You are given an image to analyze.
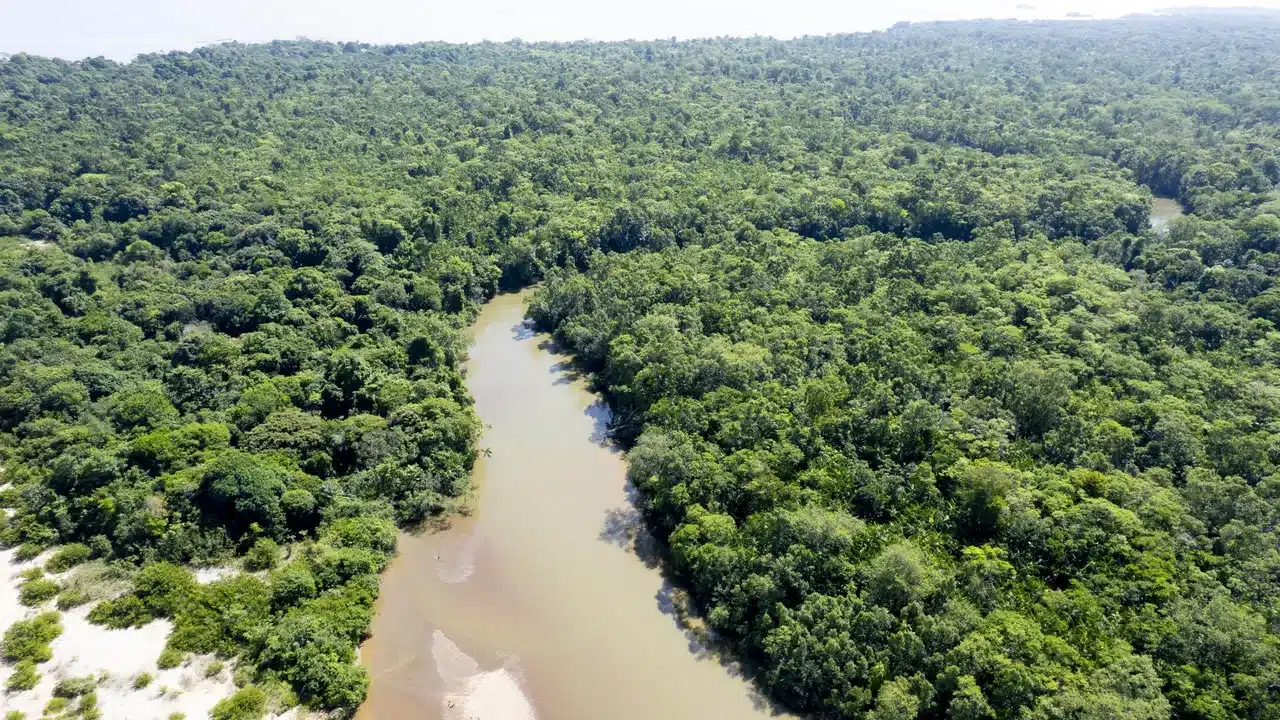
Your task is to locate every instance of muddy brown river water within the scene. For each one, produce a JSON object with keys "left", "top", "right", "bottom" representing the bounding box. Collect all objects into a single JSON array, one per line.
[
  {"left": 358, "top": 290, "right": 786, "bottom": 720},
  {"left": 1150, "top": 197, "right": 1185, "bottom": 229}
]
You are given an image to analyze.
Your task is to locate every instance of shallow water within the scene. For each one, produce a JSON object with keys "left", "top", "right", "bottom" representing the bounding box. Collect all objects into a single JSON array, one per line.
[
  {"left": 358, "top": 290, "right": 785, "bottom": 720},
  {"left": 1150, "top": 196, "right": 1185, "bottom": 229}
]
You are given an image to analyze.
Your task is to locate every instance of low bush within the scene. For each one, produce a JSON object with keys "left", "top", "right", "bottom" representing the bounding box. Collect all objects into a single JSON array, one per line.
[
  {"left": 56, "top": 561, "right": 132, "bottom": 608},
  {"left": 1, "top": 612, "right": 62, "bottom": 663},
  {"left": 80, "top": 691, "right": 102, "bottom": 720},
  {"left": 56, "top": 588, "right": 91, "bottom": 610},
  {"left": 86, "top": 595, "right": 152, "bottom": 629},
  {"left": 133, "top": 672, "right": 154, "bottom": 690},
  {"left": 133, "top": 563, "right": 197, "bottom": 617},
  {"left": 18, "top": 577, "right": 58, "bottom": 607},
  {"left": 46, "top": 544, "right": 93, "bottom": 573},
  {"left": 210, "top": 685, "right": 268, "bottom": 720},
  {"left": 243, "top": 539, "right": 281, "bottom": 572},
  {"left": 53, "top": 675, "right": 97, "bottom": 697},
  {"left": 157, "top": 648, "right": 186, "bottom": 669},
  {"left": 3, "top": 660, "right": 38, "bottom": 691},
  {"left": 14, "top": 543, "right": 43, "bottom": 562}
]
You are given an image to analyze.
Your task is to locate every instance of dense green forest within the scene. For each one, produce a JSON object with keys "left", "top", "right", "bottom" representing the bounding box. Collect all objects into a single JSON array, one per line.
[{"left": 2, "top": 9, "right": 1280, "bottom": 718}]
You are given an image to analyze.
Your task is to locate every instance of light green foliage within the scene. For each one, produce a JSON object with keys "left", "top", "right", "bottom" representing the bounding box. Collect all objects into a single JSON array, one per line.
[
  {"left": 52, "top": 675, "right": 96, "bottom": 697},
  {"left": 867, "top": 678, "right": 922, "bottom": 720},
  {"left": 4, "top": 660, "right": 39, "bottom": 691},
  {"left": 156, "top": 648, "right": 186, "bottom": 670},
  {"left": 45, "top": 544, "right": 93, "bottom": 572},
  {"left": 210, "top": 686, "right": 269, "bottom": 720},
  {"left": 167, "top": 574, "right": 271, "bottom": 657},
  {"left": 132, "top": 672, "right": 153, "bottom": 690},
  {"left": 79, "top": 692, "right": 102, "bottom": 720},
  {"left": 861, "top": 542, "right": 945, "bottom": 611},
  {"left": 242, "top": 538, "right": 281, "bottom": 572},
  {"left": 132, "top": 562, "right": 197, "bottom": 617},
  {"left": 1, "top": 612, "right": 62, "bottom": 663},
  {"left": 14, "top": 544, "right": 42, "bottom": 562},
  {"left": 204, "top": 660, "right": 225, "bottom": 678},
  {"left": 17, "top": 576, "right": 58, "bottom": 607},
  {"left": 86, "top": 594, "right": 152, "bottom": 629},
  {"left": 55, "top": 588, "right": 91, "bottom": 610}
]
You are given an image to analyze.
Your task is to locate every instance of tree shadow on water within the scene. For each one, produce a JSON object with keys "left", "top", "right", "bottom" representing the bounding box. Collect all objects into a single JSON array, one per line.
[
  {"left": 585, "top": 400, "right": 619, "bottom": 448},
  {"left": 598, "top": 504, "right": 662, "bottom": 570},
  {"left": 401, "top": 506, "right": 472, "bottom": 537},
  {"left": 549, "top": 359, "right": 584, "bottom": 387},
  {"left": 512, "top": 320, "right": 538, "bottom": 341},
  {"left": 599, "top": 486, "right": 796, "bottom": 716},
  {"left": 652, "top": 578, "right": 789, "bottom": 715}
]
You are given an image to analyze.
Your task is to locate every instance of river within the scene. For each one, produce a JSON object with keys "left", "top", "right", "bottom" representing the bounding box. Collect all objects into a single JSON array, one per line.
[
  {"left": 357, "top": 290, "right": 785, "bottom": 720},
  {"left": 1150, "top": 196, "right": 1185, "bottom": 229}
]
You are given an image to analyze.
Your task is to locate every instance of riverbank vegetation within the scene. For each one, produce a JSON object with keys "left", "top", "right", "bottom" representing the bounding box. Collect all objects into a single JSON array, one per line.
[{"left": 2, "top": 9, "right": 1280, "bottom": 717}]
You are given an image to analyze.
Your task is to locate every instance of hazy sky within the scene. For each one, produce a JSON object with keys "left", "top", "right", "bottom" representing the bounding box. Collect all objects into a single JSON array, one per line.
[{"left": 1, "top": 0, "right": 1277, "bottom": 61}]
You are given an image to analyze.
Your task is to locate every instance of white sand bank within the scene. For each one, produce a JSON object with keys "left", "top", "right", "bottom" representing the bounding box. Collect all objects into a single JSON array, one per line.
[
  {"left": 195, "top": 566, "right": 236, "bottom": 584},
  {"left": 0, "top": 546, "right": 296, "bottom": 719},
  {"left": 432, "top": 630, "right": 536, "bottom": 720},
  {"left": 442, "top": 669, "right": 537, "bottom": 720}
]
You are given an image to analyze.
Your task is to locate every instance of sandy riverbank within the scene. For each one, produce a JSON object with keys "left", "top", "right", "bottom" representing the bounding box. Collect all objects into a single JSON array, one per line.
[
  {"left": 0, "top": 546, "right": 295, "bottom": 719},
  {"left": 432, "top": 630, "right": 537, "bottom": 720}
]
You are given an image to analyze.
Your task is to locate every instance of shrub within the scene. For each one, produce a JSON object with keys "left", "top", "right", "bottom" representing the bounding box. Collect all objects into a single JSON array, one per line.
[
  {"left": 167, "top": 575, "right": 271, "bottom": 657},
  {"left": 133, "top": 672, "right": 154, "bottom": 690},
  {"left": 133, "top": 562, "right": 197, "bottom": 616},
  {"left": 281, "top": 489, "right": 318, "bottom": 531},
  {"left": 1, "top": 612, "right": 63, "bottom": 663},
  {"left": 210, "top": 685, "right": 269, "bottom": 720},
  {"left": 18, "top": 577, "right": 59, "bottom": 607},
  {"left": 54, "top": 560, "right": 130, "bottom": 610},
  {"left": 233, "top": 663, "right": 255, "bottom": 688},
  {"left": 269, "top": 563, "right": 317, "bottom": 610},
  {"left": 243, "top": 538, "right": 281, "bottom": 572},
  {"left": 205, "top": 660, "right": 225, "bottom": 678},
  {"left": 80, "top": 691, "right": 102, "bottom": 720},
  {"left": 86, "top": 594, "right": 152, "bottom": 628},
  {"left": 321, "top": 516, "right": 397, "bottom": 556},
  {"left": 56, "top": 588, "right": 91, "bottom": 610},
  {"left": 87, "top": 535, "right": 112, "bottom": 559},
  {"left": 157, "top": 647, "right": 186, "bottom": 669},
  {"left": 6, "top": 710, "right": 27, "bottom": 720},
  {"left": 46, "top": 543, "right": 93, "bottom": 572},
  {"left": 3, "top": 660, "right": 38, "bottom": 691},
  {"left": 53, "top": 675, "right": 97, "bottom": 697},
  {"left": 14, "top": 543, "right": 43, "bottom": 562},
  {"left": 42, "top": 698, "right": 67, "bottom": 715}
]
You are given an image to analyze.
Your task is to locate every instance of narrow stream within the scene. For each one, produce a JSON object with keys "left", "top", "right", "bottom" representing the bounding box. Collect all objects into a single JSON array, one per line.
[{"left": 358, "top": 290, "right": 785, "bottom": 720}]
